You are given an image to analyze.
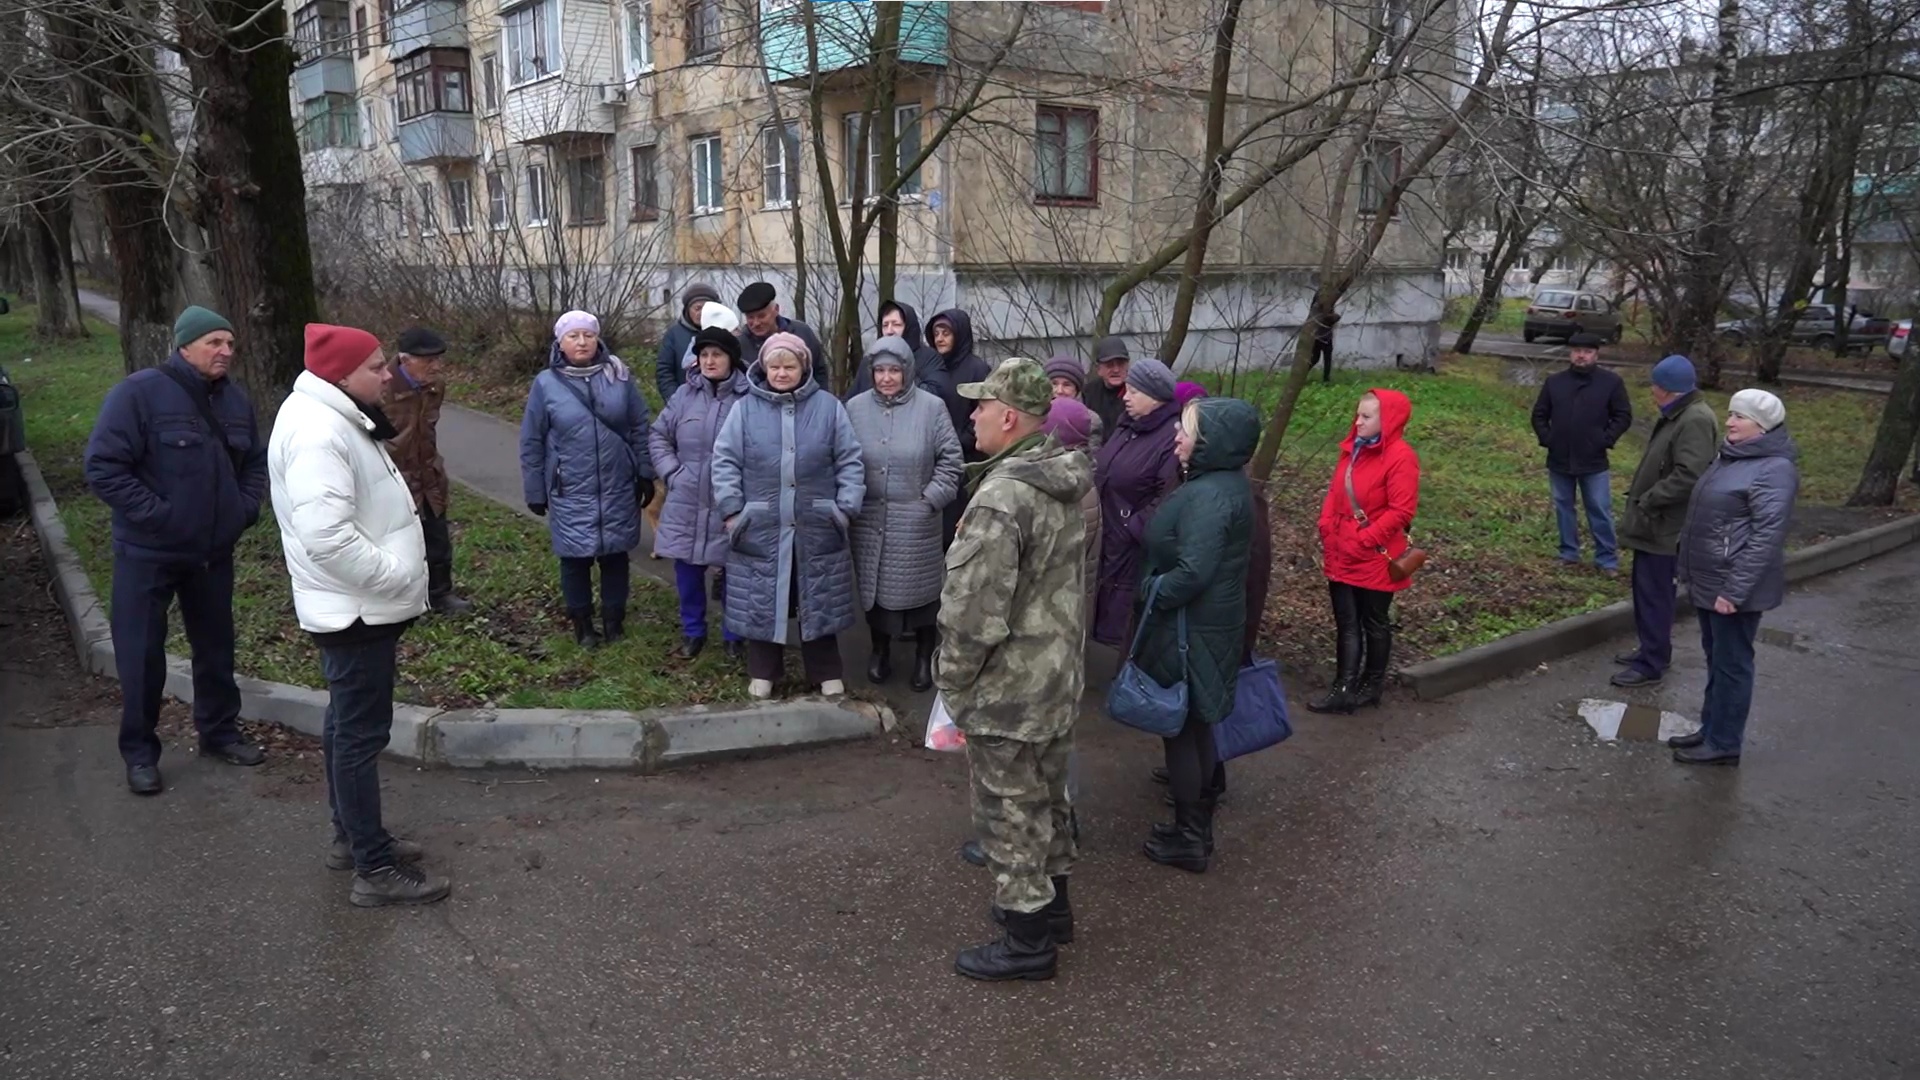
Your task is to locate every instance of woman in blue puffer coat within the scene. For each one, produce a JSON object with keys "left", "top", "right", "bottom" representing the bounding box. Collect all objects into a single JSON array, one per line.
[
  {"left": 650, "top": 326, "right": 748, "bottom": 661},
  {"left": 519, "top": 310, "right": 656, "bottom": 648}
]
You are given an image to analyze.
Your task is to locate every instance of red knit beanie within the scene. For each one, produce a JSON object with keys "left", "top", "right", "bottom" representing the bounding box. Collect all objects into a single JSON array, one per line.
[{"left": 304, "top": 323, "right": 382, "bottom": 383}]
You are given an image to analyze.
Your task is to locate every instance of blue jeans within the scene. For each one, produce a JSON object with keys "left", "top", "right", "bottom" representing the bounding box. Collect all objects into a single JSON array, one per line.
[
  {"left": 111, "top": 555, "right": 243, "bottom": 767},
  {"left": 1697, "top": 608, "right": 1763, "bottom": 754},
  {"left": 320, "top": 633, "right": 402, "bottom": 872},
  {"left": 673, "top": 560, "right": 740, "bottom": 641},
  {"left": 1549, "top": 470, "right": 1617, "bottom": 569}
]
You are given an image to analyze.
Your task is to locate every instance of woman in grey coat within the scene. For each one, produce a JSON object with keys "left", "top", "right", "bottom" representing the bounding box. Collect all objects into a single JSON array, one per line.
[
  {"left": 711, "top": 332, "right": 865, "bottom": 699},
  {"left": 845, "top": 336, "right": 964, "bottom": 691},
  {"left": 1672, "top": 388, "right": 1800, "bottom": 768},
  {"left": 651, "top": 326, "right": 748, "bottom": 661}
]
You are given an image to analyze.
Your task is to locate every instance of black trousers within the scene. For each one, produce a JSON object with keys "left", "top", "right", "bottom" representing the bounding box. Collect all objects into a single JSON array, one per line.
[
  {"left": 1328, "top": 580, "right": 1394, "bottom": 684},
  {"left": 422, "top": 504, "right": 454, "bottom": 601},
  {"left": 111, "top": 555, "right": 243, "bottom": 767},
  {"left": 1162, "top": 714, "right": 1220, "bottom": 805},
  {"left": 745, "top": 635, "right": 844, "bottom": 683},
  {"left": 1313, "top": 337, "right": 1335, "bottom": 382}
]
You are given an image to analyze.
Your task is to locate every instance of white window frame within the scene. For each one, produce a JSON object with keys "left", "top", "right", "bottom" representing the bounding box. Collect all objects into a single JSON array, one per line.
[
  {"left": 392, "top": 186, "right": 409, "bottom": 239},
  {"left": 1444, "top": 248, "right": 1469, "bottom": 271},
  {"left": 1356, "top": 139, "right": 1402, "bottom": 218},
  {"left": 480, "top": 50, "right": 500, "bottom": 112},
  {"left": 417, "top": 181, "right": 439, "bottom": 235},
  {"left": 762, "top": 121, "right": 799, "bottom": 208},
  {"left": 503, "top": 0, "right": 561, "bottom": 87},
  {"left": 893, "top": 103, "right": 923, "bottom": 197},
  {"left": 388, "top": 95, "right": 402, "bottom": 143},
  {"left": 526, "top": 162, "right": 552, "bottom": 226},
  {"left": 690, "top": 134, "right": 723, "bottom": 215},
  {"left": 487, "top": 168, "right": 512, "bottom": 230},
  {"left": 622, "top": 1, "right": 653, "bottom": 79},
  {"left": 358, "top": 99, "right": 377, "bottom": 150},
  {"left": 447, "top": 176, "right": 473, "bottom": 232},
  {"left": 1373, "top": 0, "right": 1413, "bottom": 63},
  {"left": 630, "top": 143, "right": 660, "bottom": 221}
]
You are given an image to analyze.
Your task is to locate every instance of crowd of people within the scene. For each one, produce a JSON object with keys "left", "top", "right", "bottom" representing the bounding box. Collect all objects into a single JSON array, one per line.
[{"left": 76, "top": 297, "right": 1800, "bottom": 966}]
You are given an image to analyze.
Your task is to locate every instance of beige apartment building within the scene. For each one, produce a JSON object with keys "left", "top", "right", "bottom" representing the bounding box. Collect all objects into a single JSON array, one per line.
[{"left": 287, "top": 0, "right": 1451, "bottom": 368}]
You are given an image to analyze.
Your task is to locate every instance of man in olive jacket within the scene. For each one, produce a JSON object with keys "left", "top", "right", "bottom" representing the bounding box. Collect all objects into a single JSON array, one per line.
[
  {"left": 937, "top": 357, "right": 1092, "bottom": 983},
  {"left": 1613, "top": 355, "right": 1718, "bottom": 687}
]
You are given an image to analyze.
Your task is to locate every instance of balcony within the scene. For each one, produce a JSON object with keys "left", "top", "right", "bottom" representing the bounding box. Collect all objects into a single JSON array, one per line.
[
  {"left": 503, "top": 79, "right": 616, "bottom": 145},
  {"left": 302, "top": 147, "right": 371, "bottom": 186},
  {"left": 389, "top": 0, "right": 468, "bottom": 61},
  {"left": 397, "top": 112, "right": 479, "bottom": 165},
  {"left": 292, "top": 54, "right": 355, "bottom": 101},
  {"left": 760, "top": 0, "right": 946, "bottom": 85}
]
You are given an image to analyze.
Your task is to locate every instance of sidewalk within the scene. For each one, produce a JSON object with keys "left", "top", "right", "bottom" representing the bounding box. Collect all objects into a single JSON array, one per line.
[{"left": 1464, "top": 336, "right": 1897, "bottom": 394}]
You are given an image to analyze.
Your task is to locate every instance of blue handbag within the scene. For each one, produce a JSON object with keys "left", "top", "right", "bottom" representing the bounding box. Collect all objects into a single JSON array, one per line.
[
  {"left": 1212, "top": 657, "right": 1292, "bottom": 761},
  {"left": 1106, "top": 577, "right": 1189, "bottom": 738}
]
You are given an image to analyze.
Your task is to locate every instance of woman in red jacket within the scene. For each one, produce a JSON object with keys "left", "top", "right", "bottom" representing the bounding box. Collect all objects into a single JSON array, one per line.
[{"left": 1310, "top": 388, "right": 1420, "bottom": 714}]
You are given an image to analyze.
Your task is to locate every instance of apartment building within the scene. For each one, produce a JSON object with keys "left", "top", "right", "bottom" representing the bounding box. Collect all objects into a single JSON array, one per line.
[{"left": 286, "top": 0, "right": 1452, "bottom": 368}]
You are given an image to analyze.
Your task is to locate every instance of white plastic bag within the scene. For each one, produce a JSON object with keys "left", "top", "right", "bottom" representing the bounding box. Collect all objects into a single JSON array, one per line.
[{"left": 924, "top": 693, "right": 966, "bottom": 752}]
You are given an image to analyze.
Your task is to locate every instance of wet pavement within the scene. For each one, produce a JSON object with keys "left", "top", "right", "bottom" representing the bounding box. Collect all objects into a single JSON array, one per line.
[{"left": 3, "top": 497, "right": 1918, "bottom": 1079}]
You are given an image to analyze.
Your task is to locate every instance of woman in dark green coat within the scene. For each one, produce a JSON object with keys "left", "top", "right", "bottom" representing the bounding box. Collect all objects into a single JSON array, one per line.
[{"left": 1133, "top": 396, "right": 1258, "bottom": 873}]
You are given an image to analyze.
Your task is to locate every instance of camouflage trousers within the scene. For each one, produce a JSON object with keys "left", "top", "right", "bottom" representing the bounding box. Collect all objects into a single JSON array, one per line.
[{"left": 965, "top": 732, "right": 1077, "bottom": 913}]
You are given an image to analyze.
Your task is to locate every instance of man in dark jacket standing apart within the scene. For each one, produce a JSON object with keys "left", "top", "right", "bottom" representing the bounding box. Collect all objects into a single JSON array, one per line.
[
  {"left": 1080, "top": 334, "right": 1130, "bottom": 434},
  {"left": 1611, "top": 355, "right": 1717, "bottom": 688},
  {"left": 654, "top": 282, "right": 720, "bottom": 405},
  {"left": 386, "top": 326, "right": 470, "bottom": 615},
  {"left": 1531, "top": 331, "right": 1632, "bottom": 572},
  {"left": 84, "top": 305, "right": 269, "bottom": 795},
  {"left": 737, "top": 281, "right": 831, "bottom": 393}
]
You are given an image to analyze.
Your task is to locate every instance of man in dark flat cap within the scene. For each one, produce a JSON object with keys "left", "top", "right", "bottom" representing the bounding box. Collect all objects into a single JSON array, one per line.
[
  {"left": 387, "top": 326, "right": 471, "bottom": 614},
  {"left": 1530, "top": 331, "right": 1633, "bottom": 573},
  {"left": 736, "top": 281, "right": 831, "bottom": 394}
]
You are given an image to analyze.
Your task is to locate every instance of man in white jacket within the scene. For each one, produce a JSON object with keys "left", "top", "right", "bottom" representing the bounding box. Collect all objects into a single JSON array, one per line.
[{"left": 269, "top": 324, "right": 451, "bottom": 908}]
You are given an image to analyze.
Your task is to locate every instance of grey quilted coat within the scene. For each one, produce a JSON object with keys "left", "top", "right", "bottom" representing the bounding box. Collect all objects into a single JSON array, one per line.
[
  {"left": 1677, "top": 425, "right": 1800, "bottom": 613},
  {"left": 711, "top": 359, "right": 866, "bottom": 643},
  {"left": 648, "top": 366, "right": 747, "bottom": 567},
  {"left": 844, "top": 339, "right": 965, "bottom": 612}
]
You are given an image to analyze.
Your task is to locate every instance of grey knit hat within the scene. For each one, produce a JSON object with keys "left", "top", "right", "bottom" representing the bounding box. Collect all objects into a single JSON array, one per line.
[{"left": 1124, "top": 357, "right": 1176, "bottom": 402}]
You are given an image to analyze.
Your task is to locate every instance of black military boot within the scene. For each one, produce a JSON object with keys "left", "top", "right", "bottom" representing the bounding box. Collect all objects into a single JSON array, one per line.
[
  {"left": 569, "top": 608, "right": 602, "bottom": 649},
  {"left": 1306, "top": 679, "right": 1359, "bottom": 714},
  {"left": 601, "top": 607, "right": 626, "bottom": 644},
  {"left": 1143, "top": 802, "right": 1211, "bottom": 873},
  {"left": 990, "top": 875, "right": 1073, "bottom": 944},
  {"left": 867, "top": 633, "right": 892, "bottom": 684},
  {"left": 910, "top": 628, "right": 937, "bottom": 692},
  {"left": 723, "top": 639, "right": 746, "bottom": 662},
  {"left": 675, "top": 635, "right": 706, "bottom": 660},
  {"left": 955, "top": 908, "right": 1057, "bottom": 981}
]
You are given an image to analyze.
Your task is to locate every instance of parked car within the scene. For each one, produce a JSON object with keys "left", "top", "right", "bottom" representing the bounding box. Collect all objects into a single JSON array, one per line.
[
  {"left": 1890, "top": 319, "right": 1912, "bottom": 362},
  {"left": 1715, "top": 305, "right": 1893, "bottom": 353},
  {"left": 1522, "top": 290, "right": 1624, "bottom": 344}
]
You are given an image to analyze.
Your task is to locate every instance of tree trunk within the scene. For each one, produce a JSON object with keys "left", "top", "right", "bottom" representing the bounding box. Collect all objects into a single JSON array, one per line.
[
  {"left": 26, "top": 197, "right": 84, "bottom": 339},
  {"left": 178, "top": 0, "right": 319, "bottom": 394},
  {"left": 1673, "top": 0, "right": 1741, "bottom": 389},
  {"left": 1848, "top": 344, "right": 1920, "bottom": 505},
  {"left": 1158, "top": 0, "right": 1244, "bottom": 366}
]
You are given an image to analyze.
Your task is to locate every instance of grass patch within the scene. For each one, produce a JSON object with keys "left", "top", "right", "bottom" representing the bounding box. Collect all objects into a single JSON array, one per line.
[
  {"left": 1188, "top": 356, "right": 1911, "bottom": 668},
  {"left": 2, "top": 307, "right": 745, "bottom": 711}
]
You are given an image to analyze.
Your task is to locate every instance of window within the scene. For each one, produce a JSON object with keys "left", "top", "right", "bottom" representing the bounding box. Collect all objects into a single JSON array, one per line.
[
  {"left": 526, "top": 162, "right": 552, "bottom": 225},
  {"left": 894, "top": 104, "right": 923, "bottom": 196},
  {"left": 1514, "top": 252, "right": 1535, "bottom": 273},
  {"left": 568, "top": 151, "right": 607, "bottom": 224},
  {"left": 377, "top": 0, "right": 392, "bottom": 44},
  {"left": 487, "top": 168, "right": 512, "bottom": 229},
  {"left": 358, "top": 99, "right": 377, "bottom": 148},
  {"left": 1575, "top": 294, "right": 1598, "bottom": 313},
  {"left": 504, "top": 0, "right": 561, "bottom": 85},
  {"left": 763, "top": 122, "right": 799, "bottom": 207},
  {"left": 396, "top": 49, "right": 472, "bottom": 120},
  {"left": 631, "top": 144, "right": 660, "bottom": 220},
  {"left": 1034, "top": 104, "right": 1097, "bottom": 203},
  {"left": 293, "top": 0, "right": 351, "bottom": 64},
  {"left": 687, "top": 0, "right": 720, "bottom": 59},
  {"left": 1374, "top": 0, "right": 1413, "bottom": 61},
  {"left": 1357, "top": 140, "right": 1402, "bottom": 216},
  {"left": 840, "top": 105, "right": 924, "bottom": 202},
  {"left": 355, "top": 6, "right": 369, "bottom": 56},
  {"left": 623, "top": 1, "right": 653, "bottom": 77},
  {"left": 418, "top": 182, "right": 439, "bottom": 235},
  {"left": 387, "top": 95, "right": 401, "bottom": 141},
  {"left": 447, "top": 177, "right": 473, "bottom": 231},
  {"left": 691, "top": 134, "right": 723, "bottom": 213},
  {"left": 1444, "top": 248, "right": 1470, "bottom": 271},
  {"left": 299, "top": 94, "right": 360, "bottom": 152},
  {"left": 1550, "top": 252, "right": 1574, "bottom": 273},
  {"left": 480, "top": 52, "right": 500, "bottom": 111},
  {"left": 392, "top": 185, "right": 410, "bottom": 238}
]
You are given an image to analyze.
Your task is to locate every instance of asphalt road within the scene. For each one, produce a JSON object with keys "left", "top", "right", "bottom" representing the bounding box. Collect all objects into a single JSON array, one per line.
[
  {"left": 3, "top": 499, "right": 1917, "bottom": 1079},
  {"left": 1460, "top": 332, "right": 1896, "bottom": 393}
]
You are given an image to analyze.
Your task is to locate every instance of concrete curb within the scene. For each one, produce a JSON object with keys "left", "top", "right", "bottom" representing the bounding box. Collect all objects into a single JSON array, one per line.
[
  {"left": 1400, "top": 513, "right": 1920, "bottom": 700},
  {"left": 16, "top": 449, "right": 890, "bottom": 770}
]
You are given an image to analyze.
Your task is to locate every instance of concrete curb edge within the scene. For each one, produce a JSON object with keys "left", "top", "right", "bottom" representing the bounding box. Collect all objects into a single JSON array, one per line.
[
  {"left": 1400, "top": 513, "right": 1920, "bottom": 700},
  {"left": 15, "top": 449, "right": 890, "bottom": 770}
]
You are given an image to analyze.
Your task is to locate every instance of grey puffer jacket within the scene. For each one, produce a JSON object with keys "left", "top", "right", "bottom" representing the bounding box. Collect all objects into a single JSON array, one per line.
[
  {"left": 1677, "top": 425, "right": 1800, "bottom": 613},
  {"left": 711, "top": 359, "right": 865, "bottom": 643},
  {"left": 845, "top": 338, "right": 965, "bottom": 612},
  {"left": 649, "top": 366, "right": 747, "bottom": 566}
]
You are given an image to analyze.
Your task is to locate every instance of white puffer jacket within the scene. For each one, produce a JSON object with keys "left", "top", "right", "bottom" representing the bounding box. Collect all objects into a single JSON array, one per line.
[{"left": 268, "top": 371, "right": 428, "bottom": 633}]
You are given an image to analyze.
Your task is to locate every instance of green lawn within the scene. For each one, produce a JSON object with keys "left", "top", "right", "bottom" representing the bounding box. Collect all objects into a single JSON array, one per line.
[{"left": 1, "top": 309, "right": 746, "bottom": 711}]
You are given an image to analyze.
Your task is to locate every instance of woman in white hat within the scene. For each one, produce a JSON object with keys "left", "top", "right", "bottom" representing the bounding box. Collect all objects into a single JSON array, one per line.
[{"left": 1671, "top": 388, "right": 1799, "bottom": 767}]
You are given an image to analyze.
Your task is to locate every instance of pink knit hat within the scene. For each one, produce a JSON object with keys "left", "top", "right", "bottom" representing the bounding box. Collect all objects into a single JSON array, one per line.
[
  {"left": 759, "top": 330, "right": 812, "bottom": 367},
  {"left": 1175, "top": 381, "right": 1209, "bottom": 406}
]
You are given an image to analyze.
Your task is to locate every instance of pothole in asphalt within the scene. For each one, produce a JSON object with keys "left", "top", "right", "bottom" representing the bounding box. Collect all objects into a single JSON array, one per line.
[{"left": 1576, "top": 698, "right": 1697, "bottom": 743}]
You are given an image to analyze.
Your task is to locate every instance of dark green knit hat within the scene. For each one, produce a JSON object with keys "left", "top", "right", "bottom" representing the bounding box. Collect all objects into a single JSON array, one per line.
[{"left": 173, "top": 305, "right": 234, "bottom": 349}]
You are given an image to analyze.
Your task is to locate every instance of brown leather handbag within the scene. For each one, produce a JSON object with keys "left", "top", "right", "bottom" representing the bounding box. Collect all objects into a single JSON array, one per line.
[{"left": 1344, "top": 455, "right": 1429, "bottom": 583}]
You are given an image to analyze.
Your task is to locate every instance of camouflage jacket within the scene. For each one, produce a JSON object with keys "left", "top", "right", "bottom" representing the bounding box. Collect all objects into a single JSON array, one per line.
[
  {"left": 935, "top": 437, "right": 1092, "bottom": 742},
  {"left": 384, "top": 372, "right": 449, "bottom": 514}
]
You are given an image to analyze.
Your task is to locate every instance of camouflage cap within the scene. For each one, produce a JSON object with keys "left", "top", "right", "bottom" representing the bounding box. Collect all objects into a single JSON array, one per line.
[{"left": 957, "top": 356, "right": 1053, "bottom": 417}]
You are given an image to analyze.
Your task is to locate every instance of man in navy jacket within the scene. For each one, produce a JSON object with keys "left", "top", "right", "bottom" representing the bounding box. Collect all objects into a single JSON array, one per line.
[
  {"left": 1530, "top": 331, "right": 1634, "bottom": 572},
  {"left": 85, "top": 305, "right": 270, "bottom": 795}
]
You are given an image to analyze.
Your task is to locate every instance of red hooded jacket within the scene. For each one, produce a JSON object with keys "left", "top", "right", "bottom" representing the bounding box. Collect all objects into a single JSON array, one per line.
[{"left": 1317, "top": 387, "right": 1420, "bottom": 592}]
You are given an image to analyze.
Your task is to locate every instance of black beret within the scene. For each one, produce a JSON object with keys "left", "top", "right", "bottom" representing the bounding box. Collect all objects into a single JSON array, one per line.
[
  {"left": 737, "top": 281, "right": 777, "bottom": 313},
  {"left": 693, "top": 325, "right": 744, "bottom": 366},
  {"left": 396, "top": 326, "right": 448, "bottom": 356},
  {"left": 1566, "top": 332, "right": 1604, "bottom": 348}
]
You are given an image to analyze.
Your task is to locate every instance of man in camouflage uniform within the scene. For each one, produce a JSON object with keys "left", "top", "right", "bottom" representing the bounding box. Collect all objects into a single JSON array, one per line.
[{"left": 939, "top": 357, "right": 1092, "bottom": 982}]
